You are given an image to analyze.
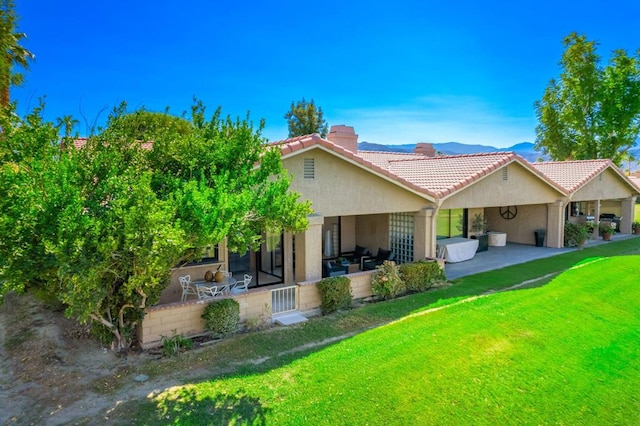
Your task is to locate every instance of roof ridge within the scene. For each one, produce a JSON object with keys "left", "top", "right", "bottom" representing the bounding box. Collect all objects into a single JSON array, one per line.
[
  {"left": 387, "top": 151, "right": 516, "bottom": 163},
  {"left": 268, "top": 133, "right": 321, "bottom": 146},
  {"left": 360, "top": 150, "right": 417, "bottom": 154},
  {"left": 536, "top": 158, "right": 611, "bottom": 165}
]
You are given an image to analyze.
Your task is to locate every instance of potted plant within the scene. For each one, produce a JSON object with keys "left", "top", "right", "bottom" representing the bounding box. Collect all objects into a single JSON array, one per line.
[
  {"left": 469, "top": 213, "right": 488, "bottom": 252},
  {"left": 632, "top": 221, "right": 640, "bottom": 235},
  {"left": 534, "top": 228, "right": 546, "bottom": 247},
  {"left": 564, "top": 221, "right": 590, "bottom": 248},
  {"left": 598, "top": 222, "right": 615, "bottom": 241}
]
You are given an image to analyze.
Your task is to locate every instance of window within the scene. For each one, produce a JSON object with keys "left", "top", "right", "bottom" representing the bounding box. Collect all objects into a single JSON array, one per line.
[
  {"left": 183, "top": 244, "right": 219, "bottom": 266},
  {"left": 570, "top": 202, "right": 588, "bottom": 217},
  {"left": 390, "top": 213, "right": 414, "bottom": 264},
  {"left": 436, "top": 209, "right": 464, "bottom": 239}
]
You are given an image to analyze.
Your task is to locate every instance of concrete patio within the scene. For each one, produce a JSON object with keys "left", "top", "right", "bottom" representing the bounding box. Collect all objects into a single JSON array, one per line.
[{"left": 444, "top": 233, "right": 639, "bottom": 280}]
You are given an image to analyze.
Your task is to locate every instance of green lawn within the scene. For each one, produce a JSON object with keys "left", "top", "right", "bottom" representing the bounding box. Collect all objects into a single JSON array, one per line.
[{"left": 128, "top": 245, "right": 640, "bottom": 425}]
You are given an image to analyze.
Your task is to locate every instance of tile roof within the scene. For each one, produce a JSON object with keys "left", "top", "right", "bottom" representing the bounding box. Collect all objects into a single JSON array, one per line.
[
  {"left": 272, "top": 135, "right": 439, "bottom": 199},
  {"left": 272, "top": 135, "right": 566, "bottom": 199},
  {"left": 531, "top": 159, "right": 615, "bottom": 193},
  {"left": 386, "top": 152, "right": 544, "bottom": 198},
  {"left": 358, "top": 151, "right": 425, "bottom": 168}
]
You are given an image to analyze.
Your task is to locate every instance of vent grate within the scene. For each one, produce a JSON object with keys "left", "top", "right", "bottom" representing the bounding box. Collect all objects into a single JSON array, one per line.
[{"left": 303, "top": 158, "right": 315, "bottom": 179}]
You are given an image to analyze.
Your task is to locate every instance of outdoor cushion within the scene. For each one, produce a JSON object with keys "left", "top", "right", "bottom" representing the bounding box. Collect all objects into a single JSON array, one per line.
[{"left": 374, "top": 248, "right": 392, "bottom": 262}]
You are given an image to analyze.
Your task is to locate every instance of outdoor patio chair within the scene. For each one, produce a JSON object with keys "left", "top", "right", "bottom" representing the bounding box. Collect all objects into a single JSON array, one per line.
[
  {"left": 323, "top": 260, "right": 348, "bottom": 277},
  {"left": 179, "top": 275, "right": 198, "bottom": 302},
  {"left": 231, "top": 274, "right": 252, "bottom": 294},
  {"left": 343, "top": 245, "right": 371, "bottom": 266},
  {"left": 362, "top": 248, "right": 395, "bottom": 270},
  {"left": 196, "top": 284, "right": 223, "bottom": 299}
]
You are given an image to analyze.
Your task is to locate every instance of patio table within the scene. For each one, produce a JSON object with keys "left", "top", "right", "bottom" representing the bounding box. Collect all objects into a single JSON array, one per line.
[
  {"left": 194, "top": 276, "right": 237, "bottom": 295},
  {"left": 436, "top": 237, "right": 479, "bottom": 262}
]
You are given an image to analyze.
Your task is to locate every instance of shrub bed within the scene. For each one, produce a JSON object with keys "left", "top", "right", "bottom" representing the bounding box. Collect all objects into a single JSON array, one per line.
[
  {"left": 201, "top": 298, "right": 240, "bottom": 336},
  {"left": 317, "top": 276, "right": 352, "bottom": 315},
  {"left": 399, "top": 260, "right": 446, "bottom": 293},
  {"left": 372, "top": 260, "right": 404, "bottom": 300}
]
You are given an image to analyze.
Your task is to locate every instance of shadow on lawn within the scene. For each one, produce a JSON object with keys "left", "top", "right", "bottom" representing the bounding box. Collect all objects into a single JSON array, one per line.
[{"left": 144, "top": 387, "right": 269, "bottom": 425}]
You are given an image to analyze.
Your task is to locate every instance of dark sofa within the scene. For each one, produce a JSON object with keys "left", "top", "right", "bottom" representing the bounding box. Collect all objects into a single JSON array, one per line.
[{"left": 362, "top": 248, "right": 395, "bottom": 270}]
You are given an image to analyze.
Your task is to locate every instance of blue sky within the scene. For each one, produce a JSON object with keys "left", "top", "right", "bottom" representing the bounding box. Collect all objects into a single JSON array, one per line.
[{"left": 12, "top": 0, "right": 640, "bottom": 147}]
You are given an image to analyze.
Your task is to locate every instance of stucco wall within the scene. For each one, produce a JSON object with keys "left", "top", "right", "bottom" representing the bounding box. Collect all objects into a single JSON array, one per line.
[
  {"left": 573, "top": 169, "right": 637, "bottom": 201},
  {"left": 440, "top": 162, "right": 563, "bottom": 209},
  {"left": 284, "top": 149, "right": 432, "bottom": 217},
  {"left": 340, "top": 215, "right": 357, "bottom": 253},
  {"left": 139, "top": 288, "right": 272, "bottom": 349},
  {"left": 140, "top": 272, "right": 375, "bottom": 349},
  {"left": 298, "top": 271, "right": 375, "bottom": 314},
  {"left": 356, "top": 214, "right": 390, "bottom": 254},
  {"left": 485, "top": 204, "right": 548, "bottom": 245}
]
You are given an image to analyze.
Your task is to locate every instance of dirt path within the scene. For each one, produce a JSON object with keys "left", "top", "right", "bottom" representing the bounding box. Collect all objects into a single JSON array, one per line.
[
  {"left": 0, "top": 293, "right": 185, "bottom": 425},
  {"left": 1, "top": 293, "right": 327, "bottom": 425}
]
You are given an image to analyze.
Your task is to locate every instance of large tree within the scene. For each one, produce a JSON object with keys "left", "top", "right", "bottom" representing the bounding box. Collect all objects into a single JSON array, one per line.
[
  {"left": 535, "top": 33, "right": 640, "bottom": 165},
  {"left": 284, "top": 98, "right": 329, "bottom": 138},
  {"left": 0, "top": 101, "right": 312, "bottom": 351},
  {"left": 0, "top": 0, "right": 34, "bottom": 108}
]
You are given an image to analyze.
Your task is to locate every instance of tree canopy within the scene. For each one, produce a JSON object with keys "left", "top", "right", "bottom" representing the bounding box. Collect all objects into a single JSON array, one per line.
[
  {"left": 284, "top": 98, "right": 329, "bottom": 138},
  {"left": 0, "top": 0, "right": 34, "bottom": 107},
  {"left": 0, "top": 101, "right": 312, "bottom": 351},
  {"left": 534, "top": 33, "right": 640, "bottom": 165}
]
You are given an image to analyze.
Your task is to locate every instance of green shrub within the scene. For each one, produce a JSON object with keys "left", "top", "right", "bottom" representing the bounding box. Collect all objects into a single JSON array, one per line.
[
  {"left": 91, "top": 322, "right": 116, "bottom": 347},
  {"left": 202, "top": 298, "right": 240, "bottom": 336},
  {"left": 160, "top": 330, "right": 193, "bottom": 356},
  {"left": 399, "top": 260, "right": 446, "bottom": 293},
  {"left": 372, "top": 260, "right": 404, "bottom": 300},
  {"left": 564, "top": 221, "right": 590, "bottom": 247},
  {"left": 317, "top": 276, "right": 352, "bottom": 315}
]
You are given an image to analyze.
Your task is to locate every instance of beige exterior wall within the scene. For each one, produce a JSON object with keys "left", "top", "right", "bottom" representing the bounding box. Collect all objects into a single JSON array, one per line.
[
  {"left": 440, "top": 162, "right": 563, "bottom": 209},
  {"left": 485, "top": 205, "right": 548, "bottom": 245},
  {"left": 572, "top": 169, "right": 637, "bottom": 201},
  {"left": 356, "top": 214, "right": 390, "bottom": 253},
  {"left": 340, "top": 216, "right": 357, "bottom": 253},
  {"left": 284, "top": 149, "right": 432, "bottom": 217}
]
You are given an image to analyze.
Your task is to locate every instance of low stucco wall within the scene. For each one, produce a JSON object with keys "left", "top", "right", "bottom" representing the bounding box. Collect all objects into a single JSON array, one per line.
[
  {"left": 138, "top": 271, "right": 376, "bottom": 348},
  {"left": 298, "top": 270, "right": 375, "bottom": 314},
  {"left": 138, "top": 287, "right": 272, "bottom": 349}
]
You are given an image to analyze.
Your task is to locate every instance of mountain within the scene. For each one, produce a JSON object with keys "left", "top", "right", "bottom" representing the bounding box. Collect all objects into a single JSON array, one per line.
[{"left": 357, "top": 141, "right": 546, "bottom": 162}]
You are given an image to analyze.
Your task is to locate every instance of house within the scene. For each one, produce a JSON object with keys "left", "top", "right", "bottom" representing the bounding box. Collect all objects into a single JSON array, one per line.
[{"left": 139, "top": 125, "right": 640, "bottom": 347}]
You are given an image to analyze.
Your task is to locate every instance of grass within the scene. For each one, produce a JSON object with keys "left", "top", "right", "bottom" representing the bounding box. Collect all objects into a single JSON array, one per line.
[{"left": 114, "top": 238, "right": 640, "bottom": 424}]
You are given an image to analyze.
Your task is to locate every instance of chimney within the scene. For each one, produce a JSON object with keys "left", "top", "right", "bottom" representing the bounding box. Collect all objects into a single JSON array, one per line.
[
  {"left": 327, "top": 125, "right": 358, "bottom": 153},
  {"left": 414, "top": 142, "right": 436, "bottom": 157}
]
